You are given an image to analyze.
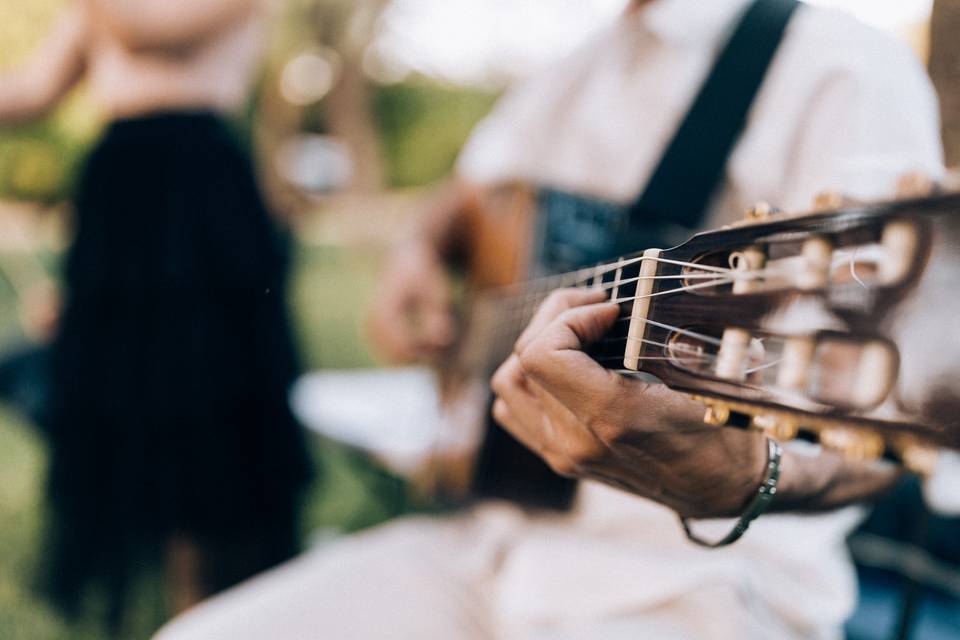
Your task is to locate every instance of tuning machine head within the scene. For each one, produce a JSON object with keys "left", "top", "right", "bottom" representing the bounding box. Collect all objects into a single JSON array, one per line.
[
  {"left": 895, "top": 172, "right": 936, "bottom": 198},
  {"left": 701, "top": 399, "right": 731, "bottom": 426},
  {"left": 750, "top": 413, "right": 798, "bottom": 441},
  {"left": 895, "top": 439, "right": 940, "bottom": 476},
  {"left": 818, "top": 427, "right": 885, "bottom": 462}
]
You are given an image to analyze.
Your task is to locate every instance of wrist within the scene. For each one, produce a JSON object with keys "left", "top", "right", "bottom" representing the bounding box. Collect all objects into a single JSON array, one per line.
[
  {"left": 765, "top": 444, "right": 900, "bottom": 513},
  {"left": 681, "top": 438, "right": 783, "bottom": 547},
  {"left": 692, "top": 431, "right": 770, "bottom": 519}
]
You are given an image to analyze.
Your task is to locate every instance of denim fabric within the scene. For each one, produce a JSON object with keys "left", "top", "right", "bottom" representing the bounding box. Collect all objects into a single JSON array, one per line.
[{"left": 532, "top": 187, "right": 692, "bottom": 275}]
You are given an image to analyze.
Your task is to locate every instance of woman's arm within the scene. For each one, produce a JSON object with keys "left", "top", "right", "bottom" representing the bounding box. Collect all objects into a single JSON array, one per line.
[
  {"left": 0, "top": 5, "right": 88, "bottom": 125},
  {"left": 89, "top": 0, "right": 257, "bottom": 53}
]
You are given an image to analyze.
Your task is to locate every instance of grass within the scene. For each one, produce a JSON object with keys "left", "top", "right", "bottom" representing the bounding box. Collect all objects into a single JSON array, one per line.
[{"left": 0, "top": 240, "right": 409, "bottom": 639}]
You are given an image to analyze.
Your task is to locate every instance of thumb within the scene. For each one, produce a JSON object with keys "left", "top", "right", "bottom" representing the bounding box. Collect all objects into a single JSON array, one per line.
[{"left": 517, "top": 302, "right": 621, "bottom": 403}]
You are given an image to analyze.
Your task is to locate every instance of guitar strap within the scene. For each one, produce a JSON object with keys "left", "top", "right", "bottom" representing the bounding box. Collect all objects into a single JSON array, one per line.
[
  {"left": 628, "top": 0, "right": 801, "bottom": 233},
  {"left": 472, "top": 0, "right": 801, "bottom": 509}
]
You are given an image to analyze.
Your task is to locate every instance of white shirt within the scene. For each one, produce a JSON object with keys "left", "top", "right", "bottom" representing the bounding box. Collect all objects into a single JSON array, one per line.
[
  {"left": 457, "top": 1, "right": 945, "bottom": 638},
  {"left": 458, "top": 0, "right": 942, "bottom": 221}
]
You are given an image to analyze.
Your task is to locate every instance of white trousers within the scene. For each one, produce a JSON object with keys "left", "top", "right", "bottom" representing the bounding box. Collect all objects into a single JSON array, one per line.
[{"left": 155, "top": 485, "right": 856, "bottom": 640}]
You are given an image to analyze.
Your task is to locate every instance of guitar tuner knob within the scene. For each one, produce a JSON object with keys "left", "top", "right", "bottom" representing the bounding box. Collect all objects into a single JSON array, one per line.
[
  {"left": 702, "top": 401, "right": 731, "bottom": 426},
  {"left": 750, "top": 414, "right": 798, "bottom": 441},
  {"left": 899, "top": 443, "right": 939, "bottom": 476},
  {"left": 812, "top": 191, "right": 846, "bottom": 211},
  {"left": 818, "top": 427, "right": 884, "bottom": 462},
  {"left": 745, "top": 202, "right": 773, "bottom": 220},
  {"left": 895, "top": 172, "right": 936, "bottom": 198}
]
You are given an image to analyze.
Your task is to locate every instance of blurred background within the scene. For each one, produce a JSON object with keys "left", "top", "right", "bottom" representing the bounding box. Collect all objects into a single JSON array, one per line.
[{"left": 0, "top": 0, "right": 958, "bottom": 638}]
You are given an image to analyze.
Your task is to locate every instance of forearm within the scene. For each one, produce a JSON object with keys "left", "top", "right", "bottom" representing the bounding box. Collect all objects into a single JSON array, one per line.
[
  {"left": 0, "top": 7, "right": 86, "bottom": 125},
  {"left": 772, "top": 446, "right": 901, "bottom": 513},
  {"left": 89, "top": 0, "right": 256, "bottom": 52},
  {"left": 0, "top": 74, "right": 57, "bottom": 124}
]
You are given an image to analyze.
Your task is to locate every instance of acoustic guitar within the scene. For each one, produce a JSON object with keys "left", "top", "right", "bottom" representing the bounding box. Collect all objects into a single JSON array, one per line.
[{"left": 425, "top": 177, "right": 960, "bottom": 502}]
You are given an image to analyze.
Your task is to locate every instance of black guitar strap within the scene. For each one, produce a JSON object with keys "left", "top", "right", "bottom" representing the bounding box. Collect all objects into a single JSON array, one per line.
[
  {"left": 472, "top": 0, "right": 801, "bottom": 509},
  {"left": 628, "top": 0, "right": 800, "bottom": 232}
]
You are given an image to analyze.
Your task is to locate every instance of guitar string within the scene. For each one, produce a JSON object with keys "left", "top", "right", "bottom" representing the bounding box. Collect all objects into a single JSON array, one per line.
[
  {"left": 480, "top": 249, "right": 883, "bottom": 366},
  {"left": 499, "top": 244, "right": 880, "bottom": 306},
  {"left": 484, "top": 276, "right": 736, "bottom": 359},
  {"left": 607, "top": 277, "right": 734, "bottom": 304},
  {"left": 596, "top": 332, "right": 784, "bottom": 369},
  {"left": 484, "top": 268, "right": 775, "bottom": 307},
  {"left": 493, "top": 276, "right": 737, "bottom": 317},
  {"left": 489, "top": 272, "right": 754, "bottom": 329},
  {"left": 493, "top": 254, "right": 781, "bottom": 298},
  {"left": 484, "top": 275, "right": 741, "bottom": 360}
]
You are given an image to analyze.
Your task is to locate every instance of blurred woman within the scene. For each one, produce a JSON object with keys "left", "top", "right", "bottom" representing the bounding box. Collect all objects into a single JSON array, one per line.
[{"left": 0, "top": 0, "right": 314, "bottom": 628}]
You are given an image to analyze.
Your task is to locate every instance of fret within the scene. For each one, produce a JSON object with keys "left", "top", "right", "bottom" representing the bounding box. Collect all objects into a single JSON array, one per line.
[
  {"left": 591, "top": 263, "right": 604, "bottom": 290},
  {"left": 611, "top": 257, "right": 625, "bottom": 300},
  {"left": 575, "top": 266, "right": 593, "bottom": 288}
]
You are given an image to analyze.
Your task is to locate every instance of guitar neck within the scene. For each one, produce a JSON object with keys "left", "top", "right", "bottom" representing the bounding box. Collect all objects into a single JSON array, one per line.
[{"left": 469, "top": 253, "right": 649, "bottom": 375}]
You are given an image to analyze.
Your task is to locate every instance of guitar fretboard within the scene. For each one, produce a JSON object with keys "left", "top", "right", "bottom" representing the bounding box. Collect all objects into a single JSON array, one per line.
[{"left": 464, "top": 253, "right": 649, "bottom": 376}]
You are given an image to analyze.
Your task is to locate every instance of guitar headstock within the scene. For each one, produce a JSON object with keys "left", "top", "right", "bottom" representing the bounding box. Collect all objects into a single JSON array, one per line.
[{"left": 592, "top": 180, "right": 960, "bottom": 473}]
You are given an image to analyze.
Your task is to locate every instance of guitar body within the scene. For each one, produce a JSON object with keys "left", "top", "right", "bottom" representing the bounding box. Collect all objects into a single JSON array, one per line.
[
  {"left": 428, "top": 182, "right": 580, "bottom": 506},
  {"left": 462, "top": 182, "right": 538, "bottom": 290}
]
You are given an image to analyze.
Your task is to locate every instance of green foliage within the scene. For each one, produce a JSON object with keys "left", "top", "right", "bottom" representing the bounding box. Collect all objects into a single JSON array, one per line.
[
  {"left": 0, "top": 408, "right": 72, "bottom": 640},
  {"left": 0, "top": 122, "right": 83, "bottom": 204},
  {"left": 290, "top": 243, "right": 380, "bottom": 370},
  {"left": 374, "top": 78, "right": 498, "bottom": 187},
  {"left": 0, "top": 0, "right": 100, "bottom": 203}
]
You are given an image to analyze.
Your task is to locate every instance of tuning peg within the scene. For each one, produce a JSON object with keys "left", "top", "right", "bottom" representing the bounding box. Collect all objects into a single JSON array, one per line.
[
  {"left": 898, "top": 442, "right": 939, "bottom": 476},
  {"left": 750, "top": 413, "right": 798, "bottom": 441},
  {"left": 812, "top": 191, "right": 846, "bottom": 211},
  {"left": 879, "top": 220, "right": 920, "bottom": 285},
  {"left": 702, "top": 400, "right": 731, "bottom": 426},
  {"left": 895, "top": 172, "right": 935, "bottom": 198},
  {"left": 745, "top": 202, "right": 773, "bottom": 220},
  {"left": 818, "top": 427, "right": 884, "bottom": 462}
]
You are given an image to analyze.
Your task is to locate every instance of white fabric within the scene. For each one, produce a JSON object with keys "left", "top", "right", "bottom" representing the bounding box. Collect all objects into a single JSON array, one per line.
[
  {"left": 457, "top": 0, "right": 943, "bottom": 222},
  {"left": 291, "top": 368, "right": 444, "bottom": 475},
  {"left": 157, "top": 2, "right": 947, "bottom": 639},
  {"left": 155, "top": 499, "right": 858, "bottom": 640},
  {"left": 924, "top": 451, "right": 960, "bottom": 516}
]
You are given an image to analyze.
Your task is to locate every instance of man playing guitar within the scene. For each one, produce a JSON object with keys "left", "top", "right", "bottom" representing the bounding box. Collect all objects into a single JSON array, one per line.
[{"left": 157, "top": 1, "right": 949, "bottom": 638}]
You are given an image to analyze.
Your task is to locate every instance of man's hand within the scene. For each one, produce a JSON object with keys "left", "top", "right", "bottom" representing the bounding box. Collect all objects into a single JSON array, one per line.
[
  {"left": 490, "top": 289, "right": 899, "bottom": 518},
  {"left": 367, "top": 241, "right": 456, "bottom": 364}
]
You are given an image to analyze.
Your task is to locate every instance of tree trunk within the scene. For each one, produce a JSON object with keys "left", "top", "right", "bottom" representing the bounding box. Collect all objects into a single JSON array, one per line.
[
  {"left": 317, "top": 0, "right": 388, "bottom": 192},
  {"left": 930, "top": 0, "right": 960, "bottom": 166}
]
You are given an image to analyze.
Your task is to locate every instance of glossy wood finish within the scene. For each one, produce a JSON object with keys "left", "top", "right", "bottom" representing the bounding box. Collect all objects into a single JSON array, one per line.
[{"left": 594, "top": 193, "right": 960, "bottom": 460}]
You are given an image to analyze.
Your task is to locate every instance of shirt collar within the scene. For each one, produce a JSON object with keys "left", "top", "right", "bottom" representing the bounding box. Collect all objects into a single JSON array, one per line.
[{"left": 631, "top": 0, "right": 757, "bottom": 46}]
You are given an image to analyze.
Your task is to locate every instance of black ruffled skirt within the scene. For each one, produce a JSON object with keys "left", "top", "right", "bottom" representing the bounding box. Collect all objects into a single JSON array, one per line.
[{"left": 43, "top": 113, "right": 315, "bottom": 618}]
